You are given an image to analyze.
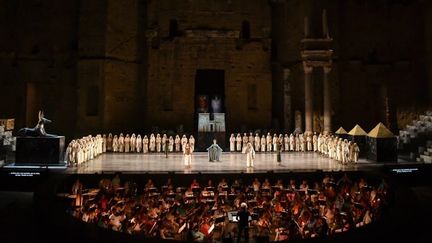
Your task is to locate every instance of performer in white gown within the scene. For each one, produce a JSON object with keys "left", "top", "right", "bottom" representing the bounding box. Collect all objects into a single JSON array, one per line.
[
  {"left": 143, "top": 135, "right": 149, "bottom": 153},
  {"left": 162, "top": 134, "right": 167, "bottom": 153},
  {"left": 295, "top": 134, "right": 300, "bottom": 152},
  {"left": 102, "top": 134, "right": 107, "bottom": 153},
  {"left": 130, "top": 133, "right": 136, "bottom": 152},
  {"left": 107, "top": 133, "right": 113, "bottom": 152},
  {"left": 248, "top": 132, "right": 254, "bottom": 150},
  {"left": 284, "top": 134, "right": 289, "bottom": 151},
  {"left": 119, "top": 133, "right": 125, "bottom": 152},
  {"left": 149, "top": 134, "right": 156, "bottom": 152},
  {"left": 306, "top": 134, "right": 312, "bottom": 151},
  {"left": 175, "top": 135, "right": 181, "bottom": 152},
  {"left": 351, "top": 142, "right": 360, "bottom": 163},
  {"left": 189, "top": 135, "right": 195, "bottom": 152},
  {"left": 229, "top": 134, "right": 235, "bottom": 152},
  {"left": 242, "top": 142, "right": 255, "bottom": 168},
  {"left": 168, "top": 136, "right": 174, "bottom": 152},
  {"left": 156, "top": 134, "right": 162, "bottom": 153},
  {"left": 272, "top": 134, "right": 278, "bottom": 152},
  {"left": 266, "top": 133, "right": 272, "bottom": 152},
  {"left": 299, "top": 134, "right": 305, "bottom": 152},
  {"left": 236, "top": 133, "right": 242, "bottom": 152},
  {"left": 136, "top": 135, "right": 142, "bottom": 153},
  {"left": 242, "top": 133, "right": 248, "bottom": 150},
  {"left": 181, "top": 135, "right": 188, "bottom": 152},
  {"left": 113, "top": 135, "right": 119, "bottom": 152},
  {"left": 124, "top": 134, "right": 130, "bottom": 153},
  {"left": 312, "top": 133, "right": 318, "bottom": 152},
  {"left": 260, "top": 135, "right": 266, "bottom": 152},
  {"left": 183, "top": 142, "right": 192, "bottom": 167},
  {"left": 254, "top": 133, "right": 261, "bottom": 152},
  {"left": 289, "top": 134, "right": 295, "bottom": 151}
]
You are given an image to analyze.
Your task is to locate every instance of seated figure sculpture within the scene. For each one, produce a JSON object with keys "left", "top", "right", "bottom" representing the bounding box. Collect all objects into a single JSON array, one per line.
[{"left": 18, "top": 110, "right": 55, "bottom": 137}]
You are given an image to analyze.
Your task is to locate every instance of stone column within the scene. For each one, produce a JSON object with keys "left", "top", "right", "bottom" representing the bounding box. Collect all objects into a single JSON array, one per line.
[
  {"left": 304, "top": 64, "right": 313, "bottom": 135},
  {"left": 283, "top": 68, "right": 291, "bottom": 132},
  {"left": 323, "top": 66, "right": 332, "bottom": 134}
]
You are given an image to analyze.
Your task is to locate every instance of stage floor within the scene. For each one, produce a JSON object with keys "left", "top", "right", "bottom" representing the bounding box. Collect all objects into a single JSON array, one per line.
[{"left": 66, "top": 152, "right": 386, "bottom": 174}]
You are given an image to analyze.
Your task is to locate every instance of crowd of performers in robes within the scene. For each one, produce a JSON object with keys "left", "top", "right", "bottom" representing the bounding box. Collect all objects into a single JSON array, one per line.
[
  {"left": 67, "top": 173, "right": 389, "bottom": 242},
  {"left": 66, "top": 132, "right": 360, "bottom": 168},
  {"left": 229, "top": 132, "right": 360, "bottom": 165},
  {"left": 66, "top": 133, "right": 196, "bottom": 167}
]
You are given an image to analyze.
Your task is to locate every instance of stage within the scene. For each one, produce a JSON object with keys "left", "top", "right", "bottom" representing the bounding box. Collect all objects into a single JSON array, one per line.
[{"left": 65, "top": 151, "right": 387, "bottom": 174}]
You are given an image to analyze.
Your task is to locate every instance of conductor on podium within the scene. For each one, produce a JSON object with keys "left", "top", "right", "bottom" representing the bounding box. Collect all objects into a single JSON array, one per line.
[{"left": 236, "top": 202, "right": 250, "bottom": 243}]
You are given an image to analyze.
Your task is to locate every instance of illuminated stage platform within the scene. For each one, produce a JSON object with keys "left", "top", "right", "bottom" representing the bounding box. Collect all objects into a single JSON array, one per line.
[{"left": 66, "top": 152, "right": 389, "bottom": 174}]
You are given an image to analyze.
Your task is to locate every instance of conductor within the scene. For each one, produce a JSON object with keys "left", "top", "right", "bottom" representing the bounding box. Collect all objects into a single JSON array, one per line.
[{"left": 236, "top": 202, "right": 250, "bottom": 242}]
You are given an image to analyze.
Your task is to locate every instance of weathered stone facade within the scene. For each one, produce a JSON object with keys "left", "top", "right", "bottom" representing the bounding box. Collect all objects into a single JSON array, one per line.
[
  {"left": 145, "top": 0, "right": 272, "bottom": 132},
  {"left": 0, "top": 0, "right": 431, "bottom": 138}
]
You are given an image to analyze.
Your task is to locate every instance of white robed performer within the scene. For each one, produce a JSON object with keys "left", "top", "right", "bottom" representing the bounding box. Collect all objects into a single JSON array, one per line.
[
  {"left": 156, "top": 134, "right": 162, "bottom": 152},
  {"left": 242, "top": 142, "right": 255, "bottom": 168},
  {"left": 183, "top": 142, "right": 192, "bottom": 167},
  {"left": 248, "top": 132, "right": 254, "bottom": 149},
  {"left": 149, "top": 134, "right": 156, "bottom": 152},
  {"left": 113, "top": 135, "right": 119, "bottom": 152},
  {"left": 255, "top": 133, "right": 261, "bottom": 152},
  {"left": 312, "top": 133, "right": 318, "bottom": 152},
  {"left": 168, "top": 136, "right": 174, "bottom": 152},
  {"left": 161, "top": 134, "right": 167, "bottom": 152},
  {"left": 229, "top": 134, "right": 235, "bottom": 152},
  {"left": 130, "top": 133, "right": 136, "bottom": 152},
  {"left": 102, "top": 134, "right": 107, "bottom": 153},
  {"left": 351, "top": 142, "right": 360, "bottom": 163},
  {"left": 284, "top": 134, "right": 289, "bottom": 151},
  {"left": 295, "top": 134, "right": 300, "bottom": 152},
  {"left": 317, "top": 134, "right": 322, "bottom": 153},
  {"left": 136, "top": 135, "right": 142, "bottom": 153},
  {"left": 118, "top": 133, "right": 125, "bottom": 152},
  {"left": 124, "top": 134, "right": 130, "bottom": 153},
  {"left": 189, "top": 135, "right": 195, "bottom": 152},
  {"left": 143, "top": 135, "right": 149, "bottom": 153},
  {"left": 181, "top": 135, "right": 188, "bottom": 152},
  {"left": 289, "top": 134, "right": 295, "bottom": 151},
  {"left": 306, "top": 134, "right": 312, "bottom": 151},
  {"left": 272, "top": 134, "right": 278, "bottom": 152},
  {"left": 299, "top": 134, "right": 305, "bottom": 152},
  {"left": 66, "top": 140, "right": 74, "bottom": 166},
  {"left": 266, "top": 133, "right": 272, "bottom": 152},
  {"left": 242, "top": 133, "right": 248, "bottom": 150},
  {"left": 236, "top": 133, "right": 242, "bottom": 152},
  {"left": 175, "top": 135, "right": 181, "bottom": 152},
  {"left": 260, "top": 135, "right": 266, "bottom": 152},
  {"left": 107, "top": 133, "right": 113, "bottom": 152}
]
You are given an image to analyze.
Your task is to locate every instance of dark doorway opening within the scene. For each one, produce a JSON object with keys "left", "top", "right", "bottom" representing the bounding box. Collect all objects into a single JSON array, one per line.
[
  {"left": 194, "top": 69, "right": 225, "bottom": 114},
  {"left": 194, "top": 69, "right": 226, "bottom": 150}
]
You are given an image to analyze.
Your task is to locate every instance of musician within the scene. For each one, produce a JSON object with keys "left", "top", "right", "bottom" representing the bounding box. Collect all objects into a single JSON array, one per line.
[
  {"left": 191, "top": 179, "right": 200, "bottom": 189},
  {"left": 144, "top": 179, "right": 154, "bottom": 191},
  {"left": 236, "top": 202, "right": 250, "bottom": 242},
  {"left": 71, "top": 178, "right": 83, "bottom": 195},
  {"left": 218, "top": 178, "right": 228, "bottom": 191}
]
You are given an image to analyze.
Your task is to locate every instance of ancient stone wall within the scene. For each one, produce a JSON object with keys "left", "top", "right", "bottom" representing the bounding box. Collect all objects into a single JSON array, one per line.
[
  {"left": 0, "top": 0, "right": 431, "bottom": 138},
  {"left": 145, "top": 0, "right": 272, "bottom": 132}
]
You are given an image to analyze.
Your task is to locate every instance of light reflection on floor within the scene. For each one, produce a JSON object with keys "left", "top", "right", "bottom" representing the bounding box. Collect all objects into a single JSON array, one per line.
[{"left": 68, "top": 152, "right": 382, "bottom": 174}]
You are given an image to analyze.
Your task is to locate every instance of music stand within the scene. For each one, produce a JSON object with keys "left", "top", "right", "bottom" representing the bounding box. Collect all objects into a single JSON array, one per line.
[
  {"left": 192, "top": 187, "right": 201, "bottom": 193},
  {"left": 215, "top": 215, "right": 225, "bottom": 224}
]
